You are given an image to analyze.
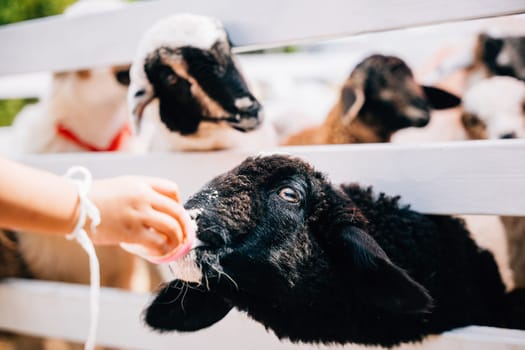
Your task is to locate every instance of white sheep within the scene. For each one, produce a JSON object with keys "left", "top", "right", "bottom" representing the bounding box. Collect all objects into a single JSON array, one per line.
[
  {"left": 7, "top": 0, "right": 138, "bottom": 290},
  {"left": 11, "top": 66, "right": 132, "bottom": 154}
]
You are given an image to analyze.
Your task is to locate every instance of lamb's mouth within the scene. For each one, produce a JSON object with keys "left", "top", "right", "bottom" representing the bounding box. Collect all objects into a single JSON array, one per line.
[
  {"left": 168, "top": 251, "right": 203, "bottom": 284},
  {"left": 200, "top": 113, "right": 261, "bottom": 132},
  {"left": 175, "top": 209, "right": 232, "bottom": 285},
  {"left": 179, "top": 256, "right": 227, "bottom": 288},
  {"left": 168, "top": 246, "right": 229, "bottom": 289}
]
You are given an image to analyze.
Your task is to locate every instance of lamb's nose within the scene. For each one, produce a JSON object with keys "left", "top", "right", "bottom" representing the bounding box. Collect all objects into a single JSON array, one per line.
[
  {"left": 188, "top": 209, "right": 200, "bottom": 220},
  {"left": 185, "top": 209, "right": 205, "bottom": 248},
  {"left": 235, "top": 97, "right": 256, "bottom": 111},
  {"left": 500, "top": 132, "right": 517, "bottom": 139},
  {"left": 198, "top": 226, "right": 227, "bottom": 247}
]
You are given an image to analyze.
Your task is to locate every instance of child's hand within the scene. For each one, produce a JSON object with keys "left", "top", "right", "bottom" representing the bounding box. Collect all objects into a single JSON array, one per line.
[{"left": 87, "top": 176, "right": 190, "bottom": 256}]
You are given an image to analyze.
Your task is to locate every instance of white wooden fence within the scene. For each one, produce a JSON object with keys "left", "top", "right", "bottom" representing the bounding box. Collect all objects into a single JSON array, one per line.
[{"left": 1, "top": 1, "right": 525, "bottom": 349}]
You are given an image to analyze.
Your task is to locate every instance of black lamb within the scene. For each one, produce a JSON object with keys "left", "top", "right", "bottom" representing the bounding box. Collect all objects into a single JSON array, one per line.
[{"left": 145, "top": 155, "right": 524, "bottom": 347}]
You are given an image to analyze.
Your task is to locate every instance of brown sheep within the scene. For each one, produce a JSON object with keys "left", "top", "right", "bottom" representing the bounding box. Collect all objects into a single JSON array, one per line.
[{"left": 285, "top": 54, "right": 460, "bottom": 145}]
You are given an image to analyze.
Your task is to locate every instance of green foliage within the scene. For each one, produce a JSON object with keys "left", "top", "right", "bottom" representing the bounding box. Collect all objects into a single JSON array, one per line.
[
  {"left": 0, "top": 0, "right": 76, "bottom": 126},
  {"left": 0, "top": 99, "right": 37, "bottom": 127},
  {"left": 0, "top": 0, "right": 76, "bottom": 25}
]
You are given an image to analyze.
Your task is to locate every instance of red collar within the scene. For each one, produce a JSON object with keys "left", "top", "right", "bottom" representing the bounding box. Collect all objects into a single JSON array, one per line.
[{"left": 56, "top": 122, "right": 131, "bottom": 152}]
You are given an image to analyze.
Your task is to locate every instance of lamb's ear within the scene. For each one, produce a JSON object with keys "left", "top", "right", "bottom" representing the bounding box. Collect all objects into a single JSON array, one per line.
[
  {"left": 477, "top": 33, "right": 503, "bottom": 63},
  {"left": 461, "top": 111, "right": 487, "bottom": 139},
  {"left": 145, "top": 280, "right": 233, "bottom": 332},
  {"left": 422, "top": 86, "right": 461, "bottom": 110},
  {"left": 333, "top": 226, "right": 433, "bottom": 314},
  {"left": 341, "top": 84, "right": 365, "bottom": 124}
]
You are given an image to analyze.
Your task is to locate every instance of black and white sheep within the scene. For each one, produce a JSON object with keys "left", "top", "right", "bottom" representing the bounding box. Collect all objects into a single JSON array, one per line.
[
  {"left": 469, "top": 33, "right": 525, "bottom": 83},
  {"left": 145, "top": 155, "right": 524, "bottom": 347},
  {"left": 421, "top": 33, "right": 525, "bottom": 99},
  {"left": 285, "top": 54, "right": 460, "bottom": 145},
  {"left": 128, "top": 14, "right": 276, "bottom": 151}
]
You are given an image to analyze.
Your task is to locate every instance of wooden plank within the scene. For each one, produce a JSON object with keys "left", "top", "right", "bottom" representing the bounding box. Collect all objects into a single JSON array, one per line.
[
  {"left": 0, "top": 0, "right": 524, "bottom": 75},
  {"left": 0, "top": 127, "right": 12, "bottom": 150},
  {"left": 0, "top": 279, "right": 524, "bottom": 350},
  {"left": 0, "top": 72, "right": 50, "bottom": 99},
  {"left": 0, "top": 279, "right": 313, "bottom": 350},
  {"left": 5, "top": 139, "right": 525, "bottom": 216},
  {"left": 0, "top": 15, "right": 519, "bottom": 99}
]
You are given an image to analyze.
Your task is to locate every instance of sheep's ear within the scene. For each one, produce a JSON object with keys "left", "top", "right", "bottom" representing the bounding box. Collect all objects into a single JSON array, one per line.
[
  {"left": 145, "top": 280, "right": 233, "bottom": 332},
  {"left": 461, "top": 111, "right": 487, "bottom": 139},
  {"left": 334, "top": 226, "right": 433, "bottom": 314},
  {"left": 422, "top": 86, "right": 461, "bottom": 110},
  {"left": 477, "top": 33, "right": 503, "bottom": 63},
  {"left": 341, "top": 85, "right": 365, "bottom": 124}
]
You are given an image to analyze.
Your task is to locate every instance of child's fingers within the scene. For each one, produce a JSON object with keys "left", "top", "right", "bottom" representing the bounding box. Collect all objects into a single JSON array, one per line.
[
  {"left": 150, "top": 192, "right": 193, "bottom": 240},
  {"left": 142, "top": 210, "right": 184, "bottom": 250},
  {"left": 137, "top": 227, "right": 170, "bottom": 256},
  {"left": 143, "top": 177, "right": 180, "bottom": 202}
]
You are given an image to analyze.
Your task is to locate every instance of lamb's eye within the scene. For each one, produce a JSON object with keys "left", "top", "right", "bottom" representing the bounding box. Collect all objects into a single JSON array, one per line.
[
  {"left": 278, "top": 187, "right": 301, "bottom": 203},
  {"left": 114, "top": 69, "right": 130, "bottom": 86}
]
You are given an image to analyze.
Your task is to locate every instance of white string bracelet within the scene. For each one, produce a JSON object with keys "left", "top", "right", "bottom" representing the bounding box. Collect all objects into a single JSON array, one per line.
[{"left": 65, "top": 166, "right": 101, "bottom": 350}]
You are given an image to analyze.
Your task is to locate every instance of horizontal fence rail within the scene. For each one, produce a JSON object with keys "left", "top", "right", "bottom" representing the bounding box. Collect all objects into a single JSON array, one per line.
[
  {"left": 0, "top": 278, "right": 524, "bottom": 350},
  {"left": 7, "top": 139, "right": 525, "bottom": 216},
  {"left": 0, "top": 0, "right": 524, "bottom": 75}
]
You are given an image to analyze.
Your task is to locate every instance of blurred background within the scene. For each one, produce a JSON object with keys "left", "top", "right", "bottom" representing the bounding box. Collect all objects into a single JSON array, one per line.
[
  {"left": 0, "top": 0, "right": 78, "bottom": 126},
  {"left": 1, "top": 0, "right": 523, "bottom": 137}
]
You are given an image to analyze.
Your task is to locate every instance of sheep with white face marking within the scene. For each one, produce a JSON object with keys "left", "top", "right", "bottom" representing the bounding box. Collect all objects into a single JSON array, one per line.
[
  {"left": 285, "top": 55, "right": 460, "bottom": 145},
  {"left": 461, "top": 76, "right": 525, "bottom": 140},
  {"left": 129, "top": 14, "right": 276, "bottom": 151},
  {"left": 461, "top": 75, "right": 525, "bottom": 289},
  {"left": 145, "top": 155, "right": 525, "bottom": 348}
]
